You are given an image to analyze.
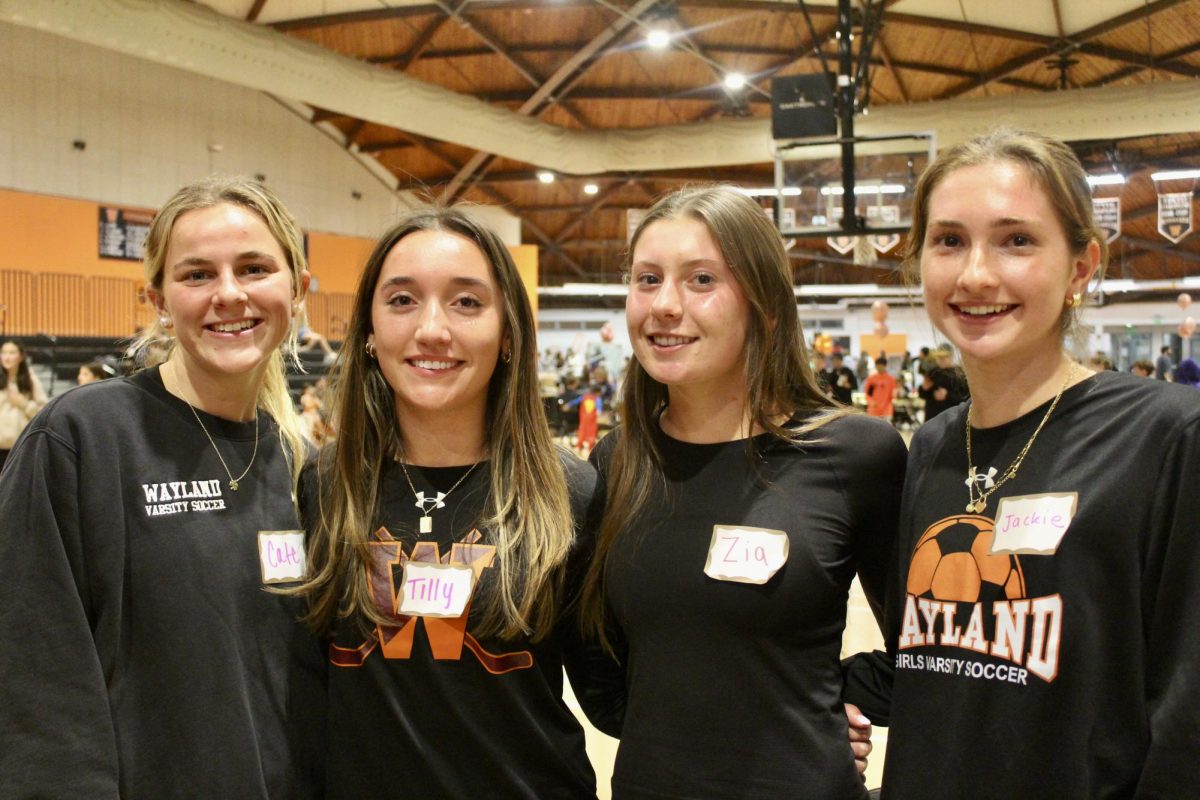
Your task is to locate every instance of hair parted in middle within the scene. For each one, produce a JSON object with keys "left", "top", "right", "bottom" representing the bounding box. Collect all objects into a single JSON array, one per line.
[
  {"left": 902, "top": 127, "right": 1108, "bottom": 336},
  {"left": 579, "top": 184, "right": 846, "bottom": 648},
  {"left": 297, "top": 206, "right": 574, "bottom": 642}
]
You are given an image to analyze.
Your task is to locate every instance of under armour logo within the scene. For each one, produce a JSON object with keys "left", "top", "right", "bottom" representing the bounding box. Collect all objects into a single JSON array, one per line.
[
  {"left": 414, "top": 491, "right": 447, "bottom": 512},
  {"left": 965, "top": 467, "right": 998, "bottom": 490}
]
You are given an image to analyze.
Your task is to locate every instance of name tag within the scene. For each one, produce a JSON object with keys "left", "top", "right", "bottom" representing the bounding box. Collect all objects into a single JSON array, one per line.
[
  {"left": 991, "top": 492, "right": 1077, "bottom": 555},
  {"left": 703, "top": 525, "right": 789, "bottom": 585},
  {"left": 398, "top": 562, "right": 476, "bottom": 618},
  {"left": 258, "top": 530, "right": 307, "bottom": 584}
]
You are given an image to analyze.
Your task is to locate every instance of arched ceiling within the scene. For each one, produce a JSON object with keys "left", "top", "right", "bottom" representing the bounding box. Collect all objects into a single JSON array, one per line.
[{"left": 5, "top": 0, "right": 1199, "bottom": 289}]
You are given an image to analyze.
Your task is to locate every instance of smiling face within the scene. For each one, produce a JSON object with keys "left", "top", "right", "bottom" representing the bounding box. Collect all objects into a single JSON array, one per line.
[
  {"left": 369, "top": 229, "right": 506, "bottom": 430},
  {"left": 920, "top": 160, "right": 1097, "bottom": 373},
  {"left": 626, "top": 216, "right": 750, "bottom": 397},
  {"left": 150, "top": 203, "right": 301, "bottom": 387}
]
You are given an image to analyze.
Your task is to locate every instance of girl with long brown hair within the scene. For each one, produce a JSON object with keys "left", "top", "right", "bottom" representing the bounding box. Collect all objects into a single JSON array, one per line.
[
  {"left": 0, "top": 340, "right": 48, "bottom": 470},
  {"left": 580, "top": 185, "right": 905, "bottom": 798},
  {"left": 296, "top": 207, "right": 620, "bottom": 798}
]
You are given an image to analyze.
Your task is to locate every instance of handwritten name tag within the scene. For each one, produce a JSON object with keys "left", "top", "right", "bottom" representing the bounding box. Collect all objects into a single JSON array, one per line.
[
  {"left": 398, "top": 562, "right": 475, "bottom": 618},
  {"left": 703, "top": 525, "right": 790, "bottom": 585},
  {"left": 258, "top": 530, "right": 307, "bottom": 584},
  {"left": 991, "top": 492, "right": 1077, "bottom": 555}
]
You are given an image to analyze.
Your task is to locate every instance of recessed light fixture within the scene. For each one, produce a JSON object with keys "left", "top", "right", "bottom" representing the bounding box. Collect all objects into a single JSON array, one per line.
[
  {"left": 1086, "top": 174, "right": 1126, "bottom": 186},
  {"left": 1151, "top": 169, "right": 1200, "bottom": 181},
  {"left": 646, "top": 27, "right": 670, "bottom": 49},
  {"left": 537, "top": 170, "right": 555, "bottom": 184},
  {"left": 723, "top": 72, "right": 747, "bottom": 91},
  {"left": 584, "top": 183, "right": 600, "bottom": 195}
]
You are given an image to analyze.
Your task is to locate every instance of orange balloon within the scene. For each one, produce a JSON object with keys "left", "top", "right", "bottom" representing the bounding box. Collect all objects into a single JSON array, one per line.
[
  {"left": 874, "top": 321, "right": 889, "bottom": 337},
  {"left": 1178, "top": 293, "right": 1193, "bottom": 310},
  {"left": 871, "top": 300, "right": 889, "bottom": 322},
  {"left": 1182, "top": 316, "right": 1197, "bottom": 337}
]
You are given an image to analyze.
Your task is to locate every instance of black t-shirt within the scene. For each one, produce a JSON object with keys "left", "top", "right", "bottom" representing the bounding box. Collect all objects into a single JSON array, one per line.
[
  {"left": 883, "top": 371, "right": 1200, "bottom": 799},
  {"left": 919, "top": 366, "right": 968, "bottom": 420},
  {"left": 595, "top": 413, "right": 905, "bottom": 799},
  {"left": 307, "top": 451, "right": 608, "bottom": 799}
]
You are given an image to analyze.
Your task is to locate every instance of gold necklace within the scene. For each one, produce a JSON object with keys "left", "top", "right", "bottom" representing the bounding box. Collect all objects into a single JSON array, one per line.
[
  {"left": 964, "top": 365, "right": 1076, "bottom": 514},
  {"left": 397, "top": 457, "right": 481, "bottom": 535},
  {"left": 185, "top": 401, "right": 259, "bottom": 491}
]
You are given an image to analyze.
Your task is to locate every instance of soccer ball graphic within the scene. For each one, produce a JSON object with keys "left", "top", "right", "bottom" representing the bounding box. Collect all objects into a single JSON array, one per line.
[{"left": 907, "top": 515, "right": 1026, "bottom": 603}]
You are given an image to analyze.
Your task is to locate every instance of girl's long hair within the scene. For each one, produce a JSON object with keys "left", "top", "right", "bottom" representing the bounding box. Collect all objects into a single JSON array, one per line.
[
  {"left": 0, "top": 341, "right": 34, "bottom": 396},
  {"left": 134, "top": 176, "right": 310, "bottom": 488},
  {"left": 579, "top": 185, "right": 848, "bottom": 649},
  {"left": 297, "top": 207, "right": 574, "bottom": 642}
]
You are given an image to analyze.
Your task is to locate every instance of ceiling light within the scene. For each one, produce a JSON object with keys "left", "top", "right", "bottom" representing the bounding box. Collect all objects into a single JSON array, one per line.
[
  {"left": 1086, "top": 174, "right": 1126, "bottom": 186},
  {"left": 537, "top": 170, "right": 555, "bottom": 184},
  {"left": 583, "top": 183, "right": 599, "bottom": 195},
  {"left": 723, "top": 72, "right": 747, "bottom": 91},
  {"left": 819, "top": 184, "right": 907, "bottom": 196},
  {"left": 646, "top": 27, "right": 670, "bottom": 49},
  {"left": 1151, "top": 169, "right": 1200, "bottom": 181}
]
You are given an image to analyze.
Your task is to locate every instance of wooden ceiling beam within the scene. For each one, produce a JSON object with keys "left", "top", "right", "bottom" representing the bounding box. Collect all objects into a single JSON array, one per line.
[
  {"left": 246, "top": 0, "right": 269, "bottom": 23},
  {"left": 1120, "top": 235, "right": 1200, "bottom": 263},
  {"left": 552, "top": 180, "right": 634, "bottom": 244},
  {"left": 443, "top": 0, "right": 664, "bottom": 202},
  {"left": 358, "top": 137, "right": 417, "bottom": 154},
  {"left": 937, "top": 0, "right": 1192, "bottom": 99}
]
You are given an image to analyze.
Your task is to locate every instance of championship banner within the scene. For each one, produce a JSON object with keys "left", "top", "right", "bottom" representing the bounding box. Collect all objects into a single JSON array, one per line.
[
  {"left": 826, "top": 205, "right": 857, "bottom": 254},
  {"left": 1158, "top": 192, "right": 1193, "bottom": 244},
  {"left": 867, "top": 205, "right": 901, "bottom": 254},
  {"left": 99, "top": 206, "right": 154, "bottom": 261},
  {"left": 1092, "top": 197, "right": 1121, "bottom": 244}
]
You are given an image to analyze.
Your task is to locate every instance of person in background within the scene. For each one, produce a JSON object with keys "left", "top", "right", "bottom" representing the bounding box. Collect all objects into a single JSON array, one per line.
[
  {"left": 918, "top": 346, "right": 967, "bottom": 421},
  {"left": 855, "top": 351, "right": 872, "bottom": 384},
  {"left": 877, "top": 128, "right": 1200, "bottom": 798},
  {"left": 1174, "top": 357, "right": 1200, "bottom": 388},
  {"left": 0, "top": 340, "right": 48, "bottom": 471},
  {"left": 822, "top": 351, "right": 859, "bottom": 405},
  {"left": 77, "top": 360, "right": 116, "bottom": 385},
  {"left": 1129, "top": 359, "right": 1154, "bottom": 378},
  {"left": 863, "top": 356, "right": 898, "bottom": 422},
  {"left": 581, "top": 185, "right": 898, "bottom": 799},
  {"left": 0, "top": 177, "right": 323, "bottom": 797},
  {"left": 1154, "top": 344, "right": 1174, "bottom": 380}
]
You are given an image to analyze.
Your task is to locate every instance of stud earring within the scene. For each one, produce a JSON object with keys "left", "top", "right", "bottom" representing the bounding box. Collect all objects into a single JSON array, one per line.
[
  {"left": 160, "top": 316, "right": 173, "bottom": 328},
  {"left": 501, "top": 349, "right": 512, "bottom": 364},
  {"left": 1065, "top": 293, "right": 1082, "bottom": 309}
]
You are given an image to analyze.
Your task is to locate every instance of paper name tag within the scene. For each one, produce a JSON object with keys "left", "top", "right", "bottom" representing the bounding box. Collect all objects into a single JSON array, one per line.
[
  {"left": 399, "top": 562, "right": 476, "bottom": 618},
  {"left": 704, "top": 525, "right": 790, "bottom": 585},
  {"left": 258, "top": 530, "right": 306, "bottom": 584},
  {"left": 991, "top": 492, "right": 1077, "bottom": 555}
]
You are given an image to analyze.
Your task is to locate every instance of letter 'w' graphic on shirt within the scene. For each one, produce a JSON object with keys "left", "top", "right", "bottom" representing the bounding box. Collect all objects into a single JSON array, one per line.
[{"left": 328, "top": 527, "right": 534, "bottom": 675}]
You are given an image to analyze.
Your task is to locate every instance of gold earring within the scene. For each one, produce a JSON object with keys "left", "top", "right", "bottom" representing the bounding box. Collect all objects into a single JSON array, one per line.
[
  {"left": 501, "top": 349, "right": 512, "bottom": 364},
  {"left": 1067, "top": 293, "right": 1082, "bottom": 309},
  {"left": 365, "top": 342, "right": 377, "bottom": 359}
]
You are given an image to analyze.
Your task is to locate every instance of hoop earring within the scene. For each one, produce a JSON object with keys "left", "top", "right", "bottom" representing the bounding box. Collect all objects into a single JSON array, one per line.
[
  {"left": 365, "top": 342, "right": 377, "bottom": 359},
  {"left": 501, "top": 349, "right": 512, "bottom": 364}
]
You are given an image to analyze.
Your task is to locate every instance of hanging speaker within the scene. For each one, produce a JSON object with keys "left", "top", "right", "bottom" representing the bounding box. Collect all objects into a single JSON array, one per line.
[{"left": 771, "top": 74, "right": 837, "bottom": 140}]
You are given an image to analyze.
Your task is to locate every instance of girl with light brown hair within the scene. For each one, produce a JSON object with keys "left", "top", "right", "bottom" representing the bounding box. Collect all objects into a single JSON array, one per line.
[{"left": 580, "top": 185, "right": 904, "bottom": 798}]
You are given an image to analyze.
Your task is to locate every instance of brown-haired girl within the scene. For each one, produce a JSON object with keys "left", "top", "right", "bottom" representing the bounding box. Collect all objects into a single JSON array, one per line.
[
  {"left": 581, "top": 185, "right": 905, "bottom": 798},
  {"left": 296, "top": 207, "right": 621, "bottom": 797},
  {"left": 881, "top": 128, "right": 1200, "bottom": 797}
]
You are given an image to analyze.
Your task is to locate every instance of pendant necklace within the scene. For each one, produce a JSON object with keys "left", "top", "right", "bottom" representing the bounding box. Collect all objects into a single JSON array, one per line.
[
  {"left": 397, "top": 457, "right": 481, "bottom": 534},
  {"left": 186, "top": 401, "right": 258, "bottom": 492},
  {"left": 964, "top": 365, "right": 1076, "bottom": 514}
]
